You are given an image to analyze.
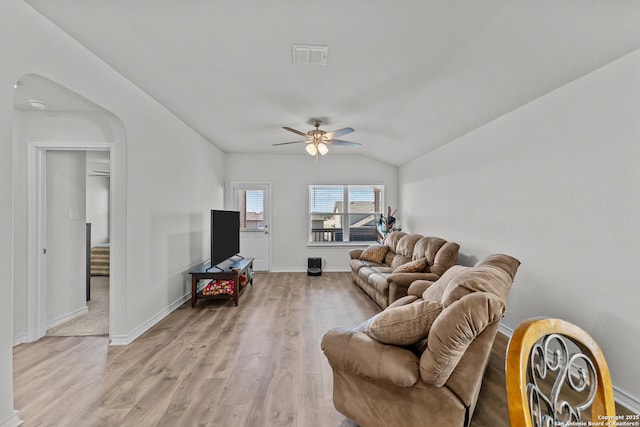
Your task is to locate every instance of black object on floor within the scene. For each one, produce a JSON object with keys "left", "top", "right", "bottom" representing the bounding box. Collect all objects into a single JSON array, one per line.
[{"left": 308, "top": 257, "right": 322, "bottom": 276}]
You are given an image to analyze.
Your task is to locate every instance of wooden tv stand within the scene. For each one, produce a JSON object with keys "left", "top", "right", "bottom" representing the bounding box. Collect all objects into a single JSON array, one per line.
[{"left": 188, "top": 258, "right": 253, "bottom": 307}]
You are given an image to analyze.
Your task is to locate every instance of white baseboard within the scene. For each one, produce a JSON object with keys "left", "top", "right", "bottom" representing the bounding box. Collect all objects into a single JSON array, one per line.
[
  {"left": 269, "top": 267, "right": 350, "bottom": 273},
  {"left": 109, "top": 293, "right": 190, "bottom": 346},
  {"left": 47, "top": 306, "right": 89, "bottom": 330},
  {"left": 613, "top": 387, "right": 640, "bottom": 415},
  {"left": 497, "top": 321, "right": 640, "bottom": 415},
  {"left": 12, "top": 306, "right": 91, "bottom": 347},
  {"left": 0, "top": 411, "right": 22, "bottom": 427},
  {"left": 498, "top": 322, "right": 514, "bottom": 337},
  {"left": 13, "top": 333, "right": 27, "bottom": 347}
]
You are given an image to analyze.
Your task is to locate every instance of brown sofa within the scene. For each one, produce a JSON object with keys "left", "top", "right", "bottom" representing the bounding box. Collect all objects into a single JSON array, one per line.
[
  {"left": 348, "top": 231, "right": 460, "bottom": 309},
  {"left": 322, "top": 254, "right": 521, "bottom": 427}
]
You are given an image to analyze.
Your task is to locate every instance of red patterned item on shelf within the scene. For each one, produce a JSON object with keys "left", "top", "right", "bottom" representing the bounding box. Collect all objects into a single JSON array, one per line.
[{"left": 202, "top": 279, "right": 234, "bottom": 296}]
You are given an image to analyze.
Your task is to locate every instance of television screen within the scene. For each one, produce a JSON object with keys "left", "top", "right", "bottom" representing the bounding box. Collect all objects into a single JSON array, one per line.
[{"left": 211, "top": 210, "right": 240, "bottom": 267}]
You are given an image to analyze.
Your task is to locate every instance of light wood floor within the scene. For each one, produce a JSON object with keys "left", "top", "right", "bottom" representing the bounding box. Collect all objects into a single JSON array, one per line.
[{"left": 13, "top": 272, "right": 635, "bottom": 426}]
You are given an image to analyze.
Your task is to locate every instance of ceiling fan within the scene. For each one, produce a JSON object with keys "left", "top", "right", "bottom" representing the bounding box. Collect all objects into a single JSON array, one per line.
[{"left": 273, "top": 120, "right": 360, "bottom": 159}]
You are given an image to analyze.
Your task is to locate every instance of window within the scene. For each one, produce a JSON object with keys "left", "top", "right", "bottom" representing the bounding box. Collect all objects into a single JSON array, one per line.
[
  {"left": 309, "top": 185, "right": 384, "bottom": 244},
  {"left": 237, "top": 189, "right": 264, "bottom": 230}
]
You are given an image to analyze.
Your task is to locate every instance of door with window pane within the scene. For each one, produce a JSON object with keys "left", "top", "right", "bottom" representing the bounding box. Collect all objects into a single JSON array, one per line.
[{"left": 232, "top": 183, "right": 271, "bottom": 271}]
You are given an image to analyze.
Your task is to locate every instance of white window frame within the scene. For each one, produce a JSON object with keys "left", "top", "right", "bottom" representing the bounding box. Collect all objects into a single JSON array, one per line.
[{"left": 308, "top": 184, "right": 384, "bottom": 246}]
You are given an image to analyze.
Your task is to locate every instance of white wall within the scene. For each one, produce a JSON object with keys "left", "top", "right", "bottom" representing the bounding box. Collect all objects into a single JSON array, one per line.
[
  {"left": 400, "top": 49, "right": 640, "bottom": 409},
  {"left": 86, "top": 174, "right": 110, "bottom": 245},
  {"left": 225, "top": 153, "right": 399, "bottom": 272},
  {"left": 86, "top": 151, "right": 110, "bottom": 246},
  {"left": 0, "top": 4, "right": 17, "bottom": 422},
  {"left": 1, "top": 1, "right": 225, "bottom": 424},
  {"left": 45, "top": 151, "right": 87, "bottom": 327},
  {"left": 12, "top": 110, "right": 119, "bottom": 340}
]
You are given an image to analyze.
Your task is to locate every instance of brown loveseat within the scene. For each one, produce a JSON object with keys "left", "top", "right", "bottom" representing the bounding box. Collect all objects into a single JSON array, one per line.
[
  {"left": 348, "top": 231, "right": 460, "bottom": 309},
  {"left": 322, "top": 254, "right": 520, "bottom": 427}
]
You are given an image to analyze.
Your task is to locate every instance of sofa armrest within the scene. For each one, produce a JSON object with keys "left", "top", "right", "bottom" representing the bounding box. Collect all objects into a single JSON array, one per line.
[
  {"left": 386, "top": 273, "right": 440, "bottom": 304},
  {"left": 349, "top": 248, "right": 364, "bottom": 259},
  {"left": 321, "top": 327, "right": 420, "bottom": 387},
  {"left": 387, "top": 272, "right": 440, "bottom": 286},
  {"left": 408, "top": 280, "right": 435, "bottom": 297}
]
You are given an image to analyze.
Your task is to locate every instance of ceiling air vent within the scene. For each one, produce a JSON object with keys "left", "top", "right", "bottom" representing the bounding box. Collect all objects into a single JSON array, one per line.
[{"left": 291, "top": 44, "right": 328, "bottom": 65}]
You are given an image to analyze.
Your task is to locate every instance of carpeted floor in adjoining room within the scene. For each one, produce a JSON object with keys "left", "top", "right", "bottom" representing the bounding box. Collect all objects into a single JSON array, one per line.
[{"left": 46, "top": 275, "right": 109, "bottom": 337}]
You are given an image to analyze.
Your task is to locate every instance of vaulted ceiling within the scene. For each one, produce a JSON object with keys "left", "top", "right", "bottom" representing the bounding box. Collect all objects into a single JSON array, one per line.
[{"left": 23, "top": 0, "right": 640, "bottom": 166}]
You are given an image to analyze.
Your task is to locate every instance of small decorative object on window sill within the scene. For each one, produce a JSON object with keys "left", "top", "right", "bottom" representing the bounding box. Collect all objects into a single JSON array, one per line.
[{"left": 377, "top": 206, "right": 400, "bottom": 242}]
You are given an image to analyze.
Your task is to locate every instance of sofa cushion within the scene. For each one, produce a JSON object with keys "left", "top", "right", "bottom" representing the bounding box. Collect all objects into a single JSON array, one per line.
[
  {"left": 382, "top": 231, "right": 406, "bottom": 253},
  {"left": 359, "top": 299, "right": 443, "bottom": 346},
  {"left": 390, "top": 234, "right": 422, "bottom": 268},
  {"left": 420, "top": 293, "right": 505, "bottom": 386},
  {"left": 429, "top": 241, "right": 461, "bottom": 277},
  {"left": 321, "top": 327, "right": 420, "bottom": 387},
  {"left": 359, "top": 244, "right": 389, "bottom": 264},
  {"left": 474, "top": 254, "right": 521, "bottom": 280},
  {"left": 365, "top": 271, "right": 394, "bottom": 294},
  {"left": 393, "top": 257, "right": 428, "bottom": 273},
  {"left": 349, "top": 258, "right": 378, "bottom": 274},
  {"left": 412, "top": 236, "right": 446, "bottom": 262},
  {"left": 358, "top": 265, "right": 393, "bottom": 281},
  {"left": 421, "top": 265, "right": 468, "bottom": 303},
  {"left": 386, "top": 294, "right": 420, "bottom": 309},
  {"left": 441, "top": 266, "right": 513, "bottom": 307}
]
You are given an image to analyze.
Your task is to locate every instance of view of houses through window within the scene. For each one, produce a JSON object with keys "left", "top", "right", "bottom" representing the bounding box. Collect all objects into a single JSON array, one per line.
[
  {"left": 238, "top": 189, "right": 264, "bottom": 230},
  {"left": 309, "top": 185, "right": 383, "bottom": 243}
]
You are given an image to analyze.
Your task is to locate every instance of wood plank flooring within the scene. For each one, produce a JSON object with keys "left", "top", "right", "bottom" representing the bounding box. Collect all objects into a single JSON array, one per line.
[{"left": 13, "top": 272, "right": 636, "bottom": 426}]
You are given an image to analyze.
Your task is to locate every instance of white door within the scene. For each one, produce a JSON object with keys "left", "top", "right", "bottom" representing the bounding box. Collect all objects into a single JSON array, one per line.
[
  {"left": 232, "top": 183, "right": 271, "bottom": 271},
  {"left": 45, "top": 151, "right": 87, "bottom": 328}
]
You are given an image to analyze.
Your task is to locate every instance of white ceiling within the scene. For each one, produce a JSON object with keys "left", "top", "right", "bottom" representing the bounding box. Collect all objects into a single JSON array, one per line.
[
  {"left": 22, "top": 0, "right": 640, "bottom": 166},
  {"left": 14, "top": 74, "right": 104, "bottom": 112}
]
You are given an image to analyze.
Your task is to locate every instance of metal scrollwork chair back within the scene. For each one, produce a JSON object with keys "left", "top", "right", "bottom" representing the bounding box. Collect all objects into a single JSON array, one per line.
[{"left": 506, "top": 318, "right": 616, "bottom": 427}]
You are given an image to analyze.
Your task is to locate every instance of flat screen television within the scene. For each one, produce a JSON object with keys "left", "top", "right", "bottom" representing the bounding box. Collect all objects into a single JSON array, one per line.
[{"left": 210, "top": 209, "right": 240, "bottom": 268}]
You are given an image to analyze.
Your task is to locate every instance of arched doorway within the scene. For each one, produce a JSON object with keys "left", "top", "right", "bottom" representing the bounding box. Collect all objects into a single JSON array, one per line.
[{"left": 13, "top": 74, "right": 126, "bottom": 343}]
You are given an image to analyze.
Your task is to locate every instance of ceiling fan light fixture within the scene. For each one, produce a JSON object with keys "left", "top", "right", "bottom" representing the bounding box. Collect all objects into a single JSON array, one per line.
[
  {"left": 274, "top": 120, "right": 358, "bottom": 161},
  {"left": 306, "top": 143, "right": 318, "bottom": 156}
]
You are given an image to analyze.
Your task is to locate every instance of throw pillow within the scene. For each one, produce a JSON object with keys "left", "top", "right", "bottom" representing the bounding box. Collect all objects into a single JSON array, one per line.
[
  {"left": 361, "top": 300, "right": 443, "bottom": 346},
  {"left": 359, "top": 244, "right": 390, "bottom": 264},
  {"left": 393, "top": 257, "right": 428, "bottom": 273}
]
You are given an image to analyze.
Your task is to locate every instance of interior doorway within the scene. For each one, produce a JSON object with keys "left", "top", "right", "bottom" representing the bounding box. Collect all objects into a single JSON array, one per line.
[
  {"left": 45, "top": 150, "right": 110, "bottom": 337},
  {"left": 13, "top": 74, "right": 125, "bottom": 346},
  {"left": 27, "top": 143, "right": 112, "bottom": 341}
]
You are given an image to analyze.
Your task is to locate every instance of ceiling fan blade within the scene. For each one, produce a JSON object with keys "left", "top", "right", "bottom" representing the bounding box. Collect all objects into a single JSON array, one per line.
[
  {"left": 326, "top": 139, "right": 361, "bottom": 147},
  {"left": 324, "top": 127, "right": 355, "bottom": 140},
  {"left": 272, "top": 140, "right": 309, "bottom": 146},
  {"left": 283, "top": 126, "right": 310, "bottom": 138}
]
